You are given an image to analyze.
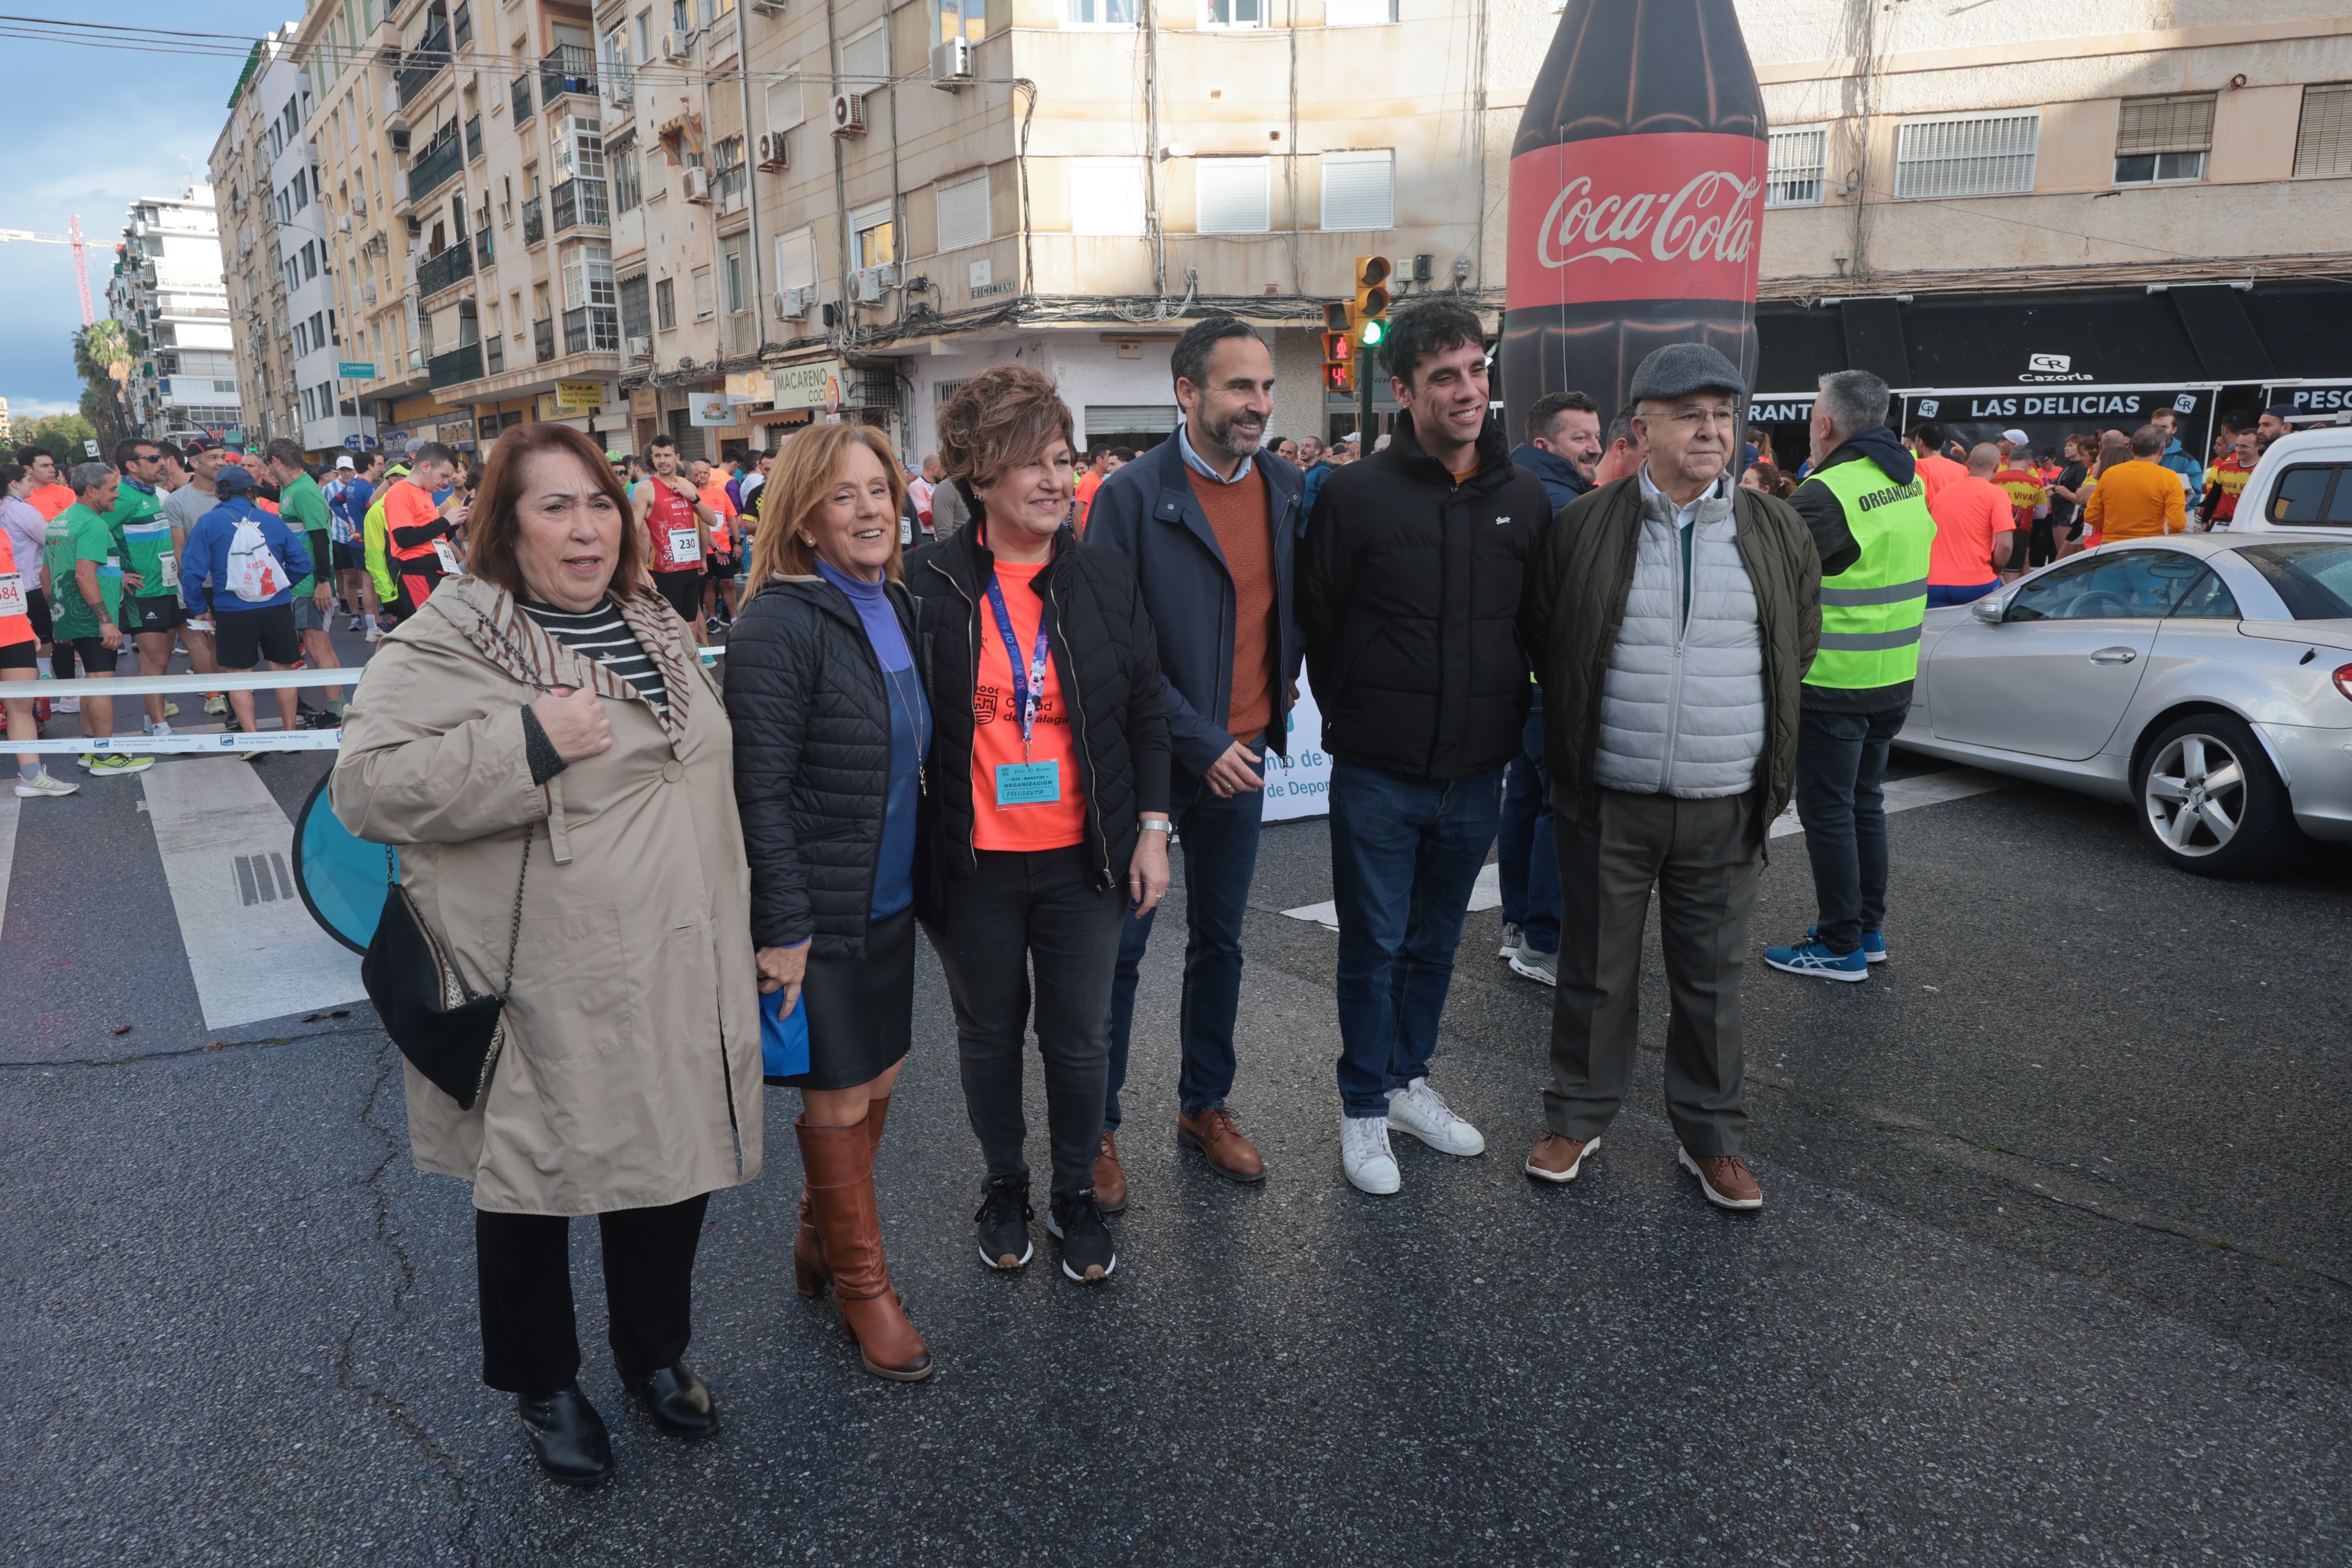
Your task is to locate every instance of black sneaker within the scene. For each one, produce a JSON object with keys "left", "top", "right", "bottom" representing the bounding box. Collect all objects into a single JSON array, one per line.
[
  {"left": 1046, "top": 1189, "right": 1117, "bottom": 1285},
  {"left": 974, "top": 1175, "right": 1033, "bottom": 1270}
]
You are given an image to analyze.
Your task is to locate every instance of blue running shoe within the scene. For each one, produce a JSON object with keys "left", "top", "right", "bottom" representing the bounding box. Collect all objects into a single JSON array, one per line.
[
  {"left": 1764, "top": 939, "right": 1870, "bottom": 982},
  {"left": 1807, "top": 925, "right": 1887, "bottom": 962}
]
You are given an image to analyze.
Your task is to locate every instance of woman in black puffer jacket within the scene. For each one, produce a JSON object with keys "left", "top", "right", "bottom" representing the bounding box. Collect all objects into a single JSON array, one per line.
[
  {"left": 724, "top": 422, "right": 934, "bottom": 1384},
  {"left": 911, "top": 365, "right": 1171, "bottom": 1287}
]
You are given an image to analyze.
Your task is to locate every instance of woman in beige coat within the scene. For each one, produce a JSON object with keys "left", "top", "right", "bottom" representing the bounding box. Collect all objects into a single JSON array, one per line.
[{"left": 332, "top": 421, "right": 761, "bottom": 1489}]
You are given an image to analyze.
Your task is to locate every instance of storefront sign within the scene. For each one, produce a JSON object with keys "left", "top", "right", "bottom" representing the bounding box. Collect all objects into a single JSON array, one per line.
[
  {"left": 629, "top": 387, "right": 659, "bottom": 419},
  {"left": 1748, "top": 396, "right": 1815, "bottom": 424},
  {"left": 2266, "top": 381, "right": 2352, "bottom": 415},
  {"left": 555, "top": 379, "right": 605, "bottom": 409},
  {"left": 687, "top": 391, "right": 738, "bottom": 427},
  {"left": 770, "top": 359, "right": 844, "bottom": 411},
  {"left": 1901, "top": 386, "right": 2216, "bottom": 460},
  {"left": 726, "top": 370, "right": 774, "bottom": 404}
]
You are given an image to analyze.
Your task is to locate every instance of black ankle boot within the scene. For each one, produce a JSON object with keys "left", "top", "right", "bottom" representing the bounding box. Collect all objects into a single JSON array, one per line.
[
  {"left": 622, "top": 1362, "right": 719, "bottom": 1439},
  {"left": 516, "top": 1385, "right": 614, "bottom": 1485}
]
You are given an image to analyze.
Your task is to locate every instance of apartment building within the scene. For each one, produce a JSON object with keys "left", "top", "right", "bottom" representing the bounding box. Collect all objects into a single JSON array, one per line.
[
  {"left": 1735, "top": 0, "right": 2352, "bottom": 458},
  {"left": 105, "top": 187, "right": 236, "bottom": 445}
]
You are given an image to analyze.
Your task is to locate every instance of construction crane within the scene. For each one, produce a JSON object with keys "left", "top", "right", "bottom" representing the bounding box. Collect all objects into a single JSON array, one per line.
[{"left": 0, "top": 215, "right": 96, "bottom": 325}]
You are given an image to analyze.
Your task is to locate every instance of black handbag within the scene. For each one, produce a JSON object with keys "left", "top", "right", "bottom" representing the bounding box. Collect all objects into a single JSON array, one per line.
[{"left": 363, "top": 832, "right": 531, "bottom": 1111}]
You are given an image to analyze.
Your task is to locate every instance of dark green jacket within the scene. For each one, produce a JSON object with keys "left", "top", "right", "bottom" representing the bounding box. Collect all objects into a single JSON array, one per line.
[{"left": 1516, "top": 474, "right": 1823, "bottom": 833}]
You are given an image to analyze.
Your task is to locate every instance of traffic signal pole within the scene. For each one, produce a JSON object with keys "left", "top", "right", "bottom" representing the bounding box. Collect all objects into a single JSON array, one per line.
[{"left": 1356, "top": 343, "right": 1374, "bottom": 444}]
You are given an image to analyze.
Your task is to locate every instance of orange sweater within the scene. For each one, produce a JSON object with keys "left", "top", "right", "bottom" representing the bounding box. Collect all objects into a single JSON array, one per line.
[{"left": 2084, "top": 459, "right": 2185, "bottom": 543}]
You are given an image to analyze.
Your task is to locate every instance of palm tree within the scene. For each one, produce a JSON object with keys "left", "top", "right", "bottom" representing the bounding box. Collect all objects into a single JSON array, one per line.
[{"left": 74, "top": 320, "right": 136, "bottom": 450}]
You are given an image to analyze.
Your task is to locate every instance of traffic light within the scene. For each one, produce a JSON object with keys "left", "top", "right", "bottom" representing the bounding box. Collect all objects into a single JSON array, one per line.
[
  {"left": 1352, "top": 255, "right": 1391, "bottom": 349},
  {"left": 1320, "top": 314, "right": 1355, "bottom": 393}
]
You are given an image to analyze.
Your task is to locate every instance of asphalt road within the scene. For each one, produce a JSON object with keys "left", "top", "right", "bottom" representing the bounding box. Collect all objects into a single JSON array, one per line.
[{"left": 4, "top": 680, "right": 2348, "bottom": 1565}]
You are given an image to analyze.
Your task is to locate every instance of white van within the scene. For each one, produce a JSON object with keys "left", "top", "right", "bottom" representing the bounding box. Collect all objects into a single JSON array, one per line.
[{"left": 2228, "top": 425, "right": 2352, "bottom": 535}]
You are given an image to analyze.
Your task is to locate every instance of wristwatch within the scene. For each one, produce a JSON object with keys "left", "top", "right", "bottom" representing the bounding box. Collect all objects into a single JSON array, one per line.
[{"left": 1137, "top": 820, "right": 1173, "bottom": 834}]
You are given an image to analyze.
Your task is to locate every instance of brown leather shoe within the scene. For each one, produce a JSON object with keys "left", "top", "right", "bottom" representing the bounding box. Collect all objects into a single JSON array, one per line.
[
  {"left": 794, "top": 1096, "right": 893, "bottom": 1297},
  {"left": 798, "top": 1116, "right": 933, "bottom": 1381},
  {"left": 1678, "top": 1147, "right": 1763, "bottom": 1211},
  {"left": 1523, "top": 1131, "right": 1599, "bottom": 1184},
  {"left": 1176, "top": 1106, "right": 1266, "bottom": 1183},
  {"left": 1093, "top": 1130, "right": 1128, "bottom": 1213}
]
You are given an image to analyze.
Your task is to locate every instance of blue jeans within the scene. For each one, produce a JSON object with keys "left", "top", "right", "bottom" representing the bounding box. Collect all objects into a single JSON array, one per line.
[
  {"left": 1105, "top": 743, "right": 1266, "bottom": 1130},
  {"left": 1794, "top": 703, "right": 1905, "bottom": 954},
  {"left": 1495, "top": 691, "right": 1559, "bottom": 955},
  {"left": 1927, "top": 581, "right": 1996, "bottom": 607},
  {"left": 1328, "top": 759, "right": 1504, "bottom": 1118}
]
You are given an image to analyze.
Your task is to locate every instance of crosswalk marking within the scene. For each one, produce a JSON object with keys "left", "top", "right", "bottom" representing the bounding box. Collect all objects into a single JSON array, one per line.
[
  {"left": 0, "top": 792, "right": 17, "bottom": 941},
  {"left": 1279, "top": 768, "right": 2016, "bottom": 932},
  {"left": 140, "top": 759, "right": 366, "bottom": 1029}
]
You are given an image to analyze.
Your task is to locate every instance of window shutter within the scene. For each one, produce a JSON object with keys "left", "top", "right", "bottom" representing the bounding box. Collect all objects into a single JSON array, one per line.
[
  {"left": 2116, "top": 94, "right": 2214, "bottom": 156},
  {"left": 1319, "top": 150, "right": 1393, "bottom": 231},
  {"left": 849, "top": 198, "right": 894, "bottom": 238},
  {"left": 1322, "top": 0, "right": 1392, "bottom": 24},
  {"left": 840, "top": 26, "right": 889, "bottom": 91},
  {"left": 1084, "top": 404, "right": 1181, "bottom": 435},
  {"left": 1196, "top": 157, "right": 1270, "bottom": 234},
  {"left": 708, "top": 80, "right": 744, "bottom": 145},
  {"left": 775, "top": 226, "right": 817, "bottom": 293},
  {"left": 1766, "top": 125, "right": 1827, "bottom": 207},
  {"left": 766, "top": 75, "right": 805, "bottom": 133},
  {"left": 1894, "top": 113, "right": 2039, "bottom": 199},
  {"left": 935, "top": 173, "right": 990, "bottom": 253},
  {"left": 1072, "top": 158, "right": 1147, "bottom": 236},
  {"left": 2294, "top": 84, "right": 2352, "bottom": 178}
]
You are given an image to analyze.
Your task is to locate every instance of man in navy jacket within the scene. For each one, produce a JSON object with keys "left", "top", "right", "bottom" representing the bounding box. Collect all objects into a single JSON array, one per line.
[
  {"left": 181, "top": 461, "right": 312, "bottom": 741},
  {"left": 1085, "top": 314, "right": 1303, "bottom": 1202}
]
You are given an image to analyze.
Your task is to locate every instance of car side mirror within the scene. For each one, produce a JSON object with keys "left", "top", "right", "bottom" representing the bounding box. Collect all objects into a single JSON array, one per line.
[{"left": 1970, "top": 595, "right": 2004, "bottom": 626}]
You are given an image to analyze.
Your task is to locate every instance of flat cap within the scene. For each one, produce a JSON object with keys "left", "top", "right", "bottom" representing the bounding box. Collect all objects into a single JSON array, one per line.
[{"left": 1628, "top": 343, "right": 1746, "bottom": 404}]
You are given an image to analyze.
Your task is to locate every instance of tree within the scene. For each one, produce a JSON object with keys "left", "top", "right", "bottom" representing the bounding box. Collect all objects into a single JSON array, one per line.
[
  {"left": 0, "top": 411, "right": 99, "bottom": 466},
  {"left": 74, "top": 319, "right": 138, "bottom": 451}
]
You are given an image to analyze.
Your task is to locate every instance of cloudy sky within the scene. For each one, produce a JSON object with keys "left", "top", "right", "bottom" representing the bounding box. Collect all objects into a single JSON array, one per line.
[{"left": 1, "top": 5, "right": 293, "bottom": 419}]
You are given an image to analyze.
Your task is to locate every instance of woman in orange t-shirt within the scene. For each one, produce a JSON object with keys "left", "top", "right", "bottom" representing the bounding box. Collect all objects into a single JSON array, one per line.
[{"left": 910, "top": 365, "right": 1171, "bottom": 1286}]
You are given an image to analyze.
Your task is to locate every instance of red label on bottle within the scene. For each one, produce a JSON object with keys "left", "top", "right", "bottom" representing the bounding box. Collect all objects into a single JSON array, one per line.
[{"left": 1507, "top": 133, "right": 1765, "bottom": 308}]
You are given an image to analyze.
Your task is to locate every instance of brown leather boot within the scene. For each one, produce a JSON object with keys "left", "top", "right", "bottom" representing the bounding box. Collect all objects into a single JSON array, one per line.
[
  {"left": 1176, "top": 1105, "right": 1267, "bottom": 1183},
  {"left": 793, "top": 1095, "right": 894, "bottom": 1298},
  {"left": 1093, "top": 1130, "right": 1128, "bottom": 1213},
  {"left": 797, "top": 1116, "right": 933, "bottom": 1381}
]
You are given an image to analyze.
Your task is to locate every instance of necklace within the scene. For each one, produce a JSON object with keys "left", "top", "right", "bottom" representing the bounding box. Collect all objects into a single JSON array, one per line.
[{"left": 882, "top": 661, "right": 927, "bottom": 794}]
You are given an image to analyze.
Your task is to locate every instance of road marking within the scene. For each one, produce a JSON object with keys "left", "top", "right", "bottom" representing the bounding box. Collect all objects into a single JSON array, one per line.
[
  {"left": 0, "top": 792, "right": 16, "bottom": 940},
  {"left": 141, "top": 758, "right": 365, "bottom": 1029},
  {"left": 1278, "top": 769, "right": 2016, "bottom": 931}
]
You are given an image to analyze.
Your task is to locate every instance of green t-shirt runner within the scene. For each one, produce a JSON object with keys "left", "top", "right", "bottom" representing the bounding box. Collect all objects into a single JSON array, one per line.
[
  {"left": 276, "top": 470, "right": 335, "bottom": 597},
  {"left": 102, "top": 479, "right": 167, "bottom": 600},
  {"left": 45, "top": 503, "right": 119, "bottom": 639}
]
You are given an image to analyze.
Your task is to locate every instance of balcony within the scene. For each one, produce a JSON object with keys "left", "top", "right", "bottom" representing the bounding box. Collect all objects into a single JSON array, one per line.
[
  {"left": 427, "top": 341, "right": 482, "bottom": 390},
  {"left": 550, "top": 177, "right": 609, "bottom": 233},
  {"left": 563, "top": 305, "right": 620, "bottom": 356},
  {"left": 539, "top": 45, "right": 596, "bottom": 106},
  {"left": 395, "top": 25, "right": 450, "bottom": 109},
  {"left": 511, "top": 75, "right": 533, "bottom": 125},
  {"left": 521, "top": 196, "right": 544, "bottom": 247},
  {"left": 464, "top": 113, "right": 482, "bottom": 162},
  {"left": 407, "top": 125, "right": 464, "bottom": 206},
  {"left": 534, "top": 317, "right": 556, "bottom": 363},
  {"left": 417, "top": 242, "right": 472, "bottom": 298}
]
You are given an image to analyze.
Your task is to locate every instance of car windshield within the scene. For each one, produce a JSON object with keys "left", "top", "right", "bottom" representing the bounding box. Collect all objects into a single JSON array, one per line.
[{"left": 2234, "top": 543, "right": 2352, "bottom": 620}]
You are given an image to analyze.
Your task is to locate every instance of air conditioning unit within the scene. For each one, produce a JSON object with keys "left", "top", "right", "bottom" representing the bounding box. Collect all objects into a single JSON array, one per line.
[
  {"left": 775, "top": 286, "right": 812, "bottom": 318},
  {"left": 748, "top": 0, "right": 786, "bottom": 12},
  {"left": 337, "top": 215, "right": 352, "bottom": 233},
  {"left": 756, "top": 131, "right": 789, "bottom": 170},
  {"left": 930, "top": 38, "right": 973, "bottom": 89},
  {"left": 362, "top": 282, "right": 379, "bottom": 303},
  {"left": 830, "top": 92, "right": 865, "bottom": 137},
  {"left": 660, "top": 31, "right": 689, "bottom": 62},
  {"left": 626, "top": 334, "right": 651, "bottom": 359},
  {"left": 682, "top": 166, "right": 711, "bottom": 203},
  {"left": 389, "top": 127, "right": 411, "bottom": 154},
  {"left": 852, "top": 265, "right": 892, "bottom": 305}
]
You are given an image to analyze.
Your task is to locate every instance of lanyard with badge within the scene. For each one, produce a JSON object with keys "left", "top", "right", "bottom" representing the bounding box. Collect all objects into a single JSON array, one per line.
[{"left": 985, "top": 573, "right": 1059, "bottom": 807}]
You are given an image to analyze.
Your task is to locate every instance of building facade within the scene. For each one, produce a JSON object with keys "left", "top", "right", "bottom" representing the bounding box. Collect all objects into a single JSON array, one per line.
[{"left": 106, "top": 187, "right": 234, "bottom": 444}]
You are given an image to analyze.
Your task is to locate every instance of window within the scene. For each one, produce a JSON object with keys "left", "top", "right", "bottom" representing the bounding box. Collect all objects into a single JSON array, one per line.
[
  {"left": 2168, "top": 570, "right": 2239, "bottom": 619},
  {"left": 840, "top": 25, "right": 889, "bottom": 95},
  {"left": 1894, "top": 111, "right": 2039, "bottom": 199},
  {"left": 634, "top": 8, "right": 652, "bottom": 64},
  {"left": 1064, "top": 0, "right": 1135, "bottom": 23},
  {"left": 2261, "top": 464, "right": 2352, "bottom": 526},
  {"left": 851, "top": 198, "right": 895, "bottom": 267},
  {"left": 619, "top": 273, "right": 650, "bottom": 338},
  {"left": 1323, "top": 0, "right": 1393, "bottom": 23},
  {"left": 1196, "top": 157, "right": 1270, "bottom": 233},
  {"left": 613, "top": 146, "right": 642, "bottom": 212},
  {"left": 1201, "top": 0, "right": 1262, "bottom": 28},
  {"left": 2115, "top": 93, "right": 2212, "bottom": 185},
  {"left": 2239, "top": 543, "right": 2352, "bottom": 617},
  {"left": 722, "top": 242, "right": 746, "bottom": 315},
  {"left": 775, "top": 225, "right": 817, "bottom": 294},
  {"left": 555, "top": 116, "right": 605, "bottom": 182},
  {"left": 2293, "top": 84, "right": 2352, "bottom": 178},
  {"left": 1071, "top": 157, "right": 1146, "bottom": 236},
  {"left": 934, "top": 173, "right": 990, "bottom": 252},
  {"left": 1320, "top": 150, "right": 1392, "bottom": 231},
  {"left": 691, "top": 266, "right": 714, "bottom": 320},
  {"left": 767, "top": 74, "right": 805, "bottom": 133},
  {"left": 932, "top": 0, "right": 984, "bottom": 44},
  {"left": 655, "top": 275, "right": 676, "bottom": 330},
  {"left": 2004, "top": 550, "right": 2206, "bottom": 622},
  {"left": 1766, "top": 124, "right": 1827, "bottom": 207}
]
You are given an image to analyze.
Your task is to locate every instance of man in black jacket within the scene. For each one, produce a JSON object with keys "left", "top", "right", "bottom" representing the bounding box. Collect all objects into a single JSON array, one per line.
[
  {"left": 1298, "top": 300, "right": 1553, "bottom": 1195},
  {"left": 1085, "top": 315, "right": 1302, "bottom": 1201}
]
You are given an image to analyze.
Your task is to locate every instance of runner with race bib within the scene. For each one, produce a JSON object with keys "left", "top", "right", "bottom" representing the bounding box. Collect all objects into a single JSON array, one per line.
[{"left": 633, "top": 432, "right": 718, "bottom": 625}]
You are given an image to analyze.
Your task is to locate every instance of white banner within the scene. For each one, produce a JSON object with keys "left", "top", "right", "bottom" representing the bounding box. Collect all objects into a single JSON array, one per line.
[{"left": 1261, "top": 676, "right": 1332, "bottom": 821}]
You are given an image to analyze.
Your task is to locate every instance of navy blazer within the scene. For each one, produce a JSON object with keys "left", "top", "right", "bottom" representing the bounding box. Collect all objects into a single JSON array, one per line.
[{"left": 1082, "top": 434, "right": 1304, "bottom": 776}]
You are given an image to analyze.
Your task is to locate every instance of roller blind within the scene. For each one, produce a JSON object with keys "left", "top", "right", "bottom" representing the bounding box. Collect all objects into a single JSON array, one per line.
[
  {"left": 1085, "top": 404, "right": 1180, "bottom": 435},
  {"left": 935, "top": 173, "right": 990, "bottom": 253},
  {"left": 1196, "top": 157, "right": 1269, "bottom": 235},
  {"left": 1320, "top": 149, "right": 1393, "bottom": 231},
  {"left": 775, "top": 226, "right": 816, "bottom": 293},
  {"left": 2294, "top": 83, "right": 2352, "bottom": 177},
  {"left": 2117, "top": 93, "right": 2214, "bottom": 156},
  {"left": 839, "top": 25, "right": 888, "bottom": 91},
  {"left": 766, "top": 74, "right": 805, "bottom": 133},
  {"left": 1072, "top": 157, "right": 1147, "bottom": 236}
]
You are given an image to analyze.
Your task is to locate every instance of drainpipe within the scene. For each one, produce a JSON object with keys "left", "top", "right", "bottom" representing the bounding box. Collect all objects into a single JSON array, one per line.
[{"left": 735, "top": 0, "right": 765, "bottom": 365}]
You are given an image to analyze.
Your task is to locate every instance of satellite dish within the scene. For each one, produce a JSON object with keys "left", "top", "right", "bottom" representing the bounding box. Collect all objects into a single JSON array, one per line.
[{"left": 293, "top": 770, "right": 396, "bottom": 955}]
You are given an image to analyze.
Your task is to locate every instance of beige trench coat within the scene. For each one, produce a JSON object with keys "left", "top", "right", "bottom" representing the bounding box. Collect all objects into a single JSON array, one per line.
[{"left": 331, "top": 575, "right": 763, "bottom": 1216}]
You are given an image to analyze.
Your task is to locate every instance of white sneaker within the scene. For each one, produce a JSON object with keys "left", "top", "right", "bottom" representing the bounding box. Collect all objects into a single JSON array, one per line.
[
  {"left": 1498, "top": 921, "right": 1523, "bottom": 959},
  {"left": 1339, "top": 1115, "right": 1400, "bottom": 1194},
  {"left": 1385, "top": 1077, "right": 1487, "bottom": 1156},
  {"left": 144, "top": 719, "right": 175, "bottom": 738},
  {"left": 54, "top": 696, "right": 79, "bottom": 714},
  {"left": 13, "top": 771, "right": 77, "bottom": 799}
]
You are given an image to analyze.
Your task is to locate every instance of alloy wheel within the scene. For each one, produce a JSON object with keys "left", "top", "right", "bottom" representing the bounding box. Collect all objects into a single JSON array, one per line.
[{"left": 2142, "top": 732, "right": 2247, "bottom": 857}]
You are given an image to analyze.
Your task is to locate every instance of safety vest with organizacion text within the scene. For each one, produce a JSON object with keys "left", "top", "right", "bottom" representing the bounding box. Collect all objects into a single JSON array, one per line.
[{"left": 1804, "top": 454, "right": 1936, "bottom": 691}]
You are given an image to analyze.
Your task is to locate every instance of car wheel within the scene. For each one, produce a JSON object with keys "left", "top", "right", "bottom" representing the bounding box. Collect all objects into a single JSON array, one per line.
[{"left": 2133, "top": 713, "right": 2297, "bottom": 878}]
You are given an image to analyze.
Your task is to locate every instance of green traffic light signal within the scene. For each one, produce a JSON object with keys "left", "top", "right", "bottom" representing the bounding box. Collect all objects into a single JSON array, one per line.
[{"left": 1361, "top": 318, "right": 1386, "bottom": 347}]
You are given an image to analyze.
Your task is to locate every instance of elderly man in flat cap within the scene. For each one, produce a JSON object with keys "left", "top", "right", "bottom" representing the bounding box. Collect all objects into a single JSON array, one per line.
[{"left": 1514, "top": 343, "right": 1825, "bottom": 1211}]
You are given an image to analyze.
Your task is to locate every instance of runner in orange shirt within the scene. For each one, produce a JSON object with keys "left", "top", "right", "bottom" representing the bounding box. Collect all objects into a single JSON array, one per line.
[{"left": 691, "top": 456, "right": 741, "bottom": 630}]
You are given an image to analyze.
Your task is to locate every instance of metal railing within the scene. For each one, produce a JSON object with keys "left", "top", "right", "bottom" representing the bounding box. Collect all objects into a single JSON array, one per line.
[
  {"left": 563, "top": 305, "right": 620, "bottom": 356},
  {"left": 417, "top": 242, "right": 472, "bottom": 297},
  {"left": 550, "top": 177, "right": 609, "bottom": 232},
  {"left": 539, "top": 45, "right": 596, "bottom": 105},
  {"left": 521, "top": 195, "right": 544, "bottom": 246},
  {"left": 464, "top": 113, "right": 482, "bottom": 162},
  {"left": 407, "top": 125, "right": 464, "bottom": 204},
  {"left": 395, "top": 25, "right": 450, "bottom": 108},
  {"left": 511, "top": 74, "right": 533, "bottom": 125},
  {"left": 427, "top": 341, "right": 482, "bottom": 389},
  {"left": 534, "top": 317, "right": 556, "bottom": 363}
]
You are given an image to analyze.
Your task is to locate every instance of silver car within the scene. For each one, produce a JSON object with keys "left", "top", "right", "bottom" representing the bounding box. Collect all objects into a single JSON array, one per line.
[{"left": 1897, "top": 535, "right": 2352, "bottom": 876}]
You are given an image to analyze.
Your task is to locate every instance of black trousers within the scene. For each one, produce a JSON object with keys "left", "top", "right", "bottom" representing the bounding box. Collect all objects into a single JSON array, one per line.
[
  {"left": 474, "top": 1192, "right": 709, "bottom": 1397},
  {"left": 1793, "top": 702, "right": 1907, "bottom": 954},
  {"left": 930, "top": 845, "right": 1127, "bottom": 1200}
]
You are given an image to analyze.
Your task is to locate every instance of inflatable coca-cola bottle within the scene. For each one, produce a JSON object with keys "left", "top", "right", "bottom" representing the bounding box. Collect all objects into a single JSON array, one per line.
[{"left": 1502, "top": 0, "right": 1768, "bottom": 436}]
